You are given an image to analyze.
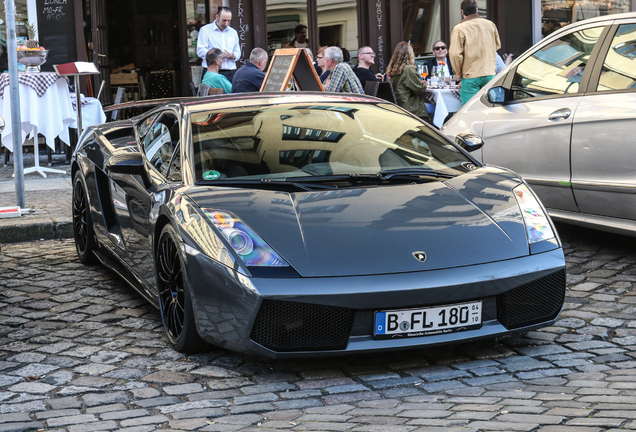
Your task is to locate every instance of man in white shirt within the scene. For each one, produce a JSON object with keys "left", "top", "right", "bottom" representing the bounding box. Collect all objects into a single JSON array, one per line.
[{"left": 196, "top": 6, "right": 241, "bottom": 83}]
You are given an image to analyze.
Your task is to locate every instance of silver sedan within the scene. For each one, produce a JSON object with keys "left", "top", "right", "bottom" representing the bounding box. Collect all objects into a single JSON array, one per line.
[{"left": 443, "top": 12, "right": 636, "bottom": 236}]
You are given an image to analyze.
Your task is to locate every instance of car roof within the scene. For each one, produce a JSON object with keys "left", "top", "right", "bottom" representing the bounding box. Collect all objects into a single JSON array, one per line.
[{"left": 179, "top": 91, "right": 383, "bottom": 111}]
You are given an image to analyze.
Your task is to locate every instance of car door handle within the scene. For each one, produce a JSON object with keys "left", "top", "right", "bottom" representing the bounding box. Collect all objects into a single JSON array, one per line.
[{"left": 548, "top": 109, "right": 571, "bottom": 121}]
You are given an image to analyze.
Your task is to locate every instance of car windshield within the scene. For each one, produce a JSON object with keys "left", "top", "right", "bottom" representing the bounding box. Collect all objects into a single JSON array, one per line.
[{"left": 190, "top": 102, "right": 475, "bottom": 183}]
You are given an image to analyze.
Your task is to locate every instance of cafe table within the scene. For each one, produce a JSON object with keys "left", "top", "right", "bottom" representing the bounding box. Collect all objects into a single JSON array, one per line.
[
  {"left": 424, "top": 86, "right": 462, "bottom": 128},
  {"left": 67, "top": 94, "right": 106, "bottom": 133},
  {"left": 0, "top": 72, "right": 75, "bottom": 177}
]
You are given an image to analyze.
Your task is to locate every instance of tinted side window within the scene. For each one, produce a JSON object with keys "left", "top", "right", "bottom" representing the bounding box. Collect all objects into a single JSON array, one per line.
[
  {"left": 597, "top": 23, "right": 636, "bottom": 91},
  {"left": 143, "top": 113, "right": 180, "bottom": 178},
  {"left": 510, "top": 26, "right": 604, "bottom": 100},
  {"left": 167, "top": 145, "right": 182, "bottom": 182}
]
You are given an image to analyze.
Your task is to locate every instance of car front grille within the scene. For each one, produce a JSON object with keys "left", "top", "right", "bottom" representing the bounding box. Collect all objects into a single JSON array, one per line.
[
  {"left": 497, "top": 270, "right": 566, "bottom": 330},
  {"left": 250, "top": 300, "right": 355, "bottom": 352}
]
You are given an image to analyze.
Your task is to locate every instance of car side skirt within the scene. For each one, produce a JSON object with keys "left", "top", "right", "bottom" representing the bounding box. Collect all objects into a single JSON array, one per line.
[{"left": 548, "top": 209, "right": 636, "bottom": 238}]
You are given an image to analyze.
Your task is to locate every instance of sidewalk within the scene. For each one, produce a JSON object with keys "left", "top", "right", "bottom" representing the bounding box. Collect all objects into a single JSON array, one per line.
[{"left": 0, "top": 151, "right": 73, "bottom": 244}]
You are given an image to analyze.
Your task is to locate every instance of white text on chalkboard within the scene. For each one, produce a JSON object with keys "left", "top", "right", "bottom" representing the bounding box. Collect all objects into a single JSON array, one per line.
[{"left": 43, "top": 7, "right": 65, "bottom": 20}]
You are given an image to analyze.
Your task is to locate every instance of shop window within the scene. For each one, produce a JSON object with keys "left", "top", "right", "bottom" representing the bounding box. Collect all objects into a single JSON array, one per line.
[
  {"left": 0, "top": 0, "right": 29, "bottom": 73},
  {"left": 266, "top": 0, "right": 307, "bottom": 55},
  {"left": 542, "top": 0, "right": 631, "bottom": 39},
  {"left": 448, "top": 0, "right": 487, "bottom": 38},
  {"left": 317, "top": 0, "right": 358, "bottom": 58},
  {"left": 402, "top": 0, "right": 441, "bottom": 56},
  {"left": 319, "top": 25, "right": 342, "bottom": 48},
  {"left": 510, "top": 26, "right": 604, "bottom": 100},
  {"left": 597, "top": 23, "right": 636, "bottom": 91}
]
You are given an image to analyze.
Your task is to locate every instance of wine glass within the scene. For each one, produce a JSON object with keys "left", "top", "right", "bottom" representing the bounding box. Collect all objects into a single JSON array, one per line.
[{"left": 420, "top": 65, "right": 428, "bottom": 80}]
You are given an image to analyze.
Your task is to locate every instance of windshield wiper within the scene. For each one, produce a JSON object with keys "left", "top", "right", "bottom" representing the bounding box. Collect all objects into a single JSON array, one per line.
[
  {"left": 284, "top": 174, "right": 380, "bottom": 183},
  {"left": 379, "top": 168, "right": 456, "bottom": 180},
  {"left": 200, "top": 178, "right": 338, "bottom": 191}
]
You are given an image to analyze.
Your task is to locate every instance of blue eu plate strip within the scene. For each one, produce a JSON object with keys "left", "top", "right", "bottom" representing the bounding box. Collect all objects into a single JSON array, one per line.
[{"left": 375, "top": 312, "right": 386, "bottom": 334}]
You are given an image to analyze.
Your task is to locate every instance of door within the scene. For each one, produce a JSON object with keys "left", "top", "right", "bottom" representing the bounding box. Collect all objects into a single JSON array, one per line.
[
  {"left": 481, "top": 24, "right": 606, "bottom": 213},
  {"left": 113, "top": 110, "right": 182, "bottom": 287},
  {"left": 571, "top": 22, "right": 636, "bottom": 221}
]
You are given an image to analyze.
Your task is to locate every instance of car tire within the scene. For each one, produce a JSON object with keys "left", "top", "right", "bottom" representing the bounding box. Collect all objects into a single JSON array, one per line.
[
  {"left": 72, "top": 172, "right": 99, "bottom": 265},
  {"left": 156, "top": 224, "right": 206, "bottom": 353}
]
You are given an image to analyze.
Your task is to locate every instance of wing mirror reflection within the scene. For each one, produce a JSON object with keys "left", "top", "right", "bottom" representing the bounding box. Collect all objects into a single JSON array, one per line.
[
  {"left": 487, "top": 86, "right": 507, "bottom": 104},
  {"left": 455, "top": 132, "right": 484, "bottom": 153}
]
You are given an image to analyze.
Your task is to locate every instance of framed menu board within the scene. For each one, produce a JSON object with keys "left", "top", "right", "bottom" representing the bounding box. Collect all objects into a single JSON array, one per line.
[{"left": 260, "top": 48, "right": 323, "bottom": 92}]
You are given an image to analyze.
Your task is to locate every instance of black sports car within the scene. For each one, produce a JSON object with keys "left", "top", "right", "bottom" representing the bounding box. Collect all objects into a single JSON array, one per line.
[{"left": 71, "top": 92, "right": 566, "bottom": 358}]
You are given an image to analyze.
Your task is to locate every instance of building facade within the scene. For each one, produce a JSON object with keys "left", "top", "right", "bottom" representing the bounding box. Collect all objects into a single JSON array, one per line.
[{"left": 2, "top": 0, "right": 634, "bottom": 103}]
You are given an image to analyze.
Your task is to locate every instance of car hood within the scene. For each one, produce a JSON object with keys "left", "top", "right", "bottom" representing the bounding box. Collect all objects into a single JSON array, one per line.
[{"left": 186, "top": 167, "right": 530, "bottom": 277}]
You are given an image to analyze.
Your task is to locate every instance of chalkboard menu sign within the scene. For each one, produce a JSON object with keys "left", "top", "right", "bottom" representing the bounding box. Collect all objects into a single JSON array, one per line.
[
  {"left": 36, "top": 0, "right": 78, "bottom": 72},
  {"left": 260, "top": 48, "right": 323, "bottom": 92}
]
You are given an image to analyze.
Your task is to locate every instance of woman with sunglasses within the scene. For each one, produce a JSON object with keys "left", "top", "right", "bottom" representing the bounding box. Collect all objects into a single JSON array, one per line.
[{"left": 424, "top": 41, "right": 455, "bottom": 79}]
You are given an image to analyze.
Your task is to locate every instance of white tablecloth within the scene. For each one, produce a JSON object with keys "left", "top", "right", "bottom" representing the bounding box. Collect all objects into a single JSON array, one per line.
[
  {"left": 424, "top": 88, "right": 462, "bottom": 128},
  {"left": 69, "top": 97, "right": 106, "bottom": 130},
  {"left": 0, "top": 73, "right": 75, "bottom": 153}
]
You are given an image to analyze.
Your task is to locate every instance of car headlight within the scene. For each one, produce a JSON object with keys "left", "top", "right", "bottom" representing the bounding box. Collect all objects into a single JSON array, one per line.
[
  {"left": 513, "top": 184, "right": 555, "bottom": 244},
  {"left": 203, "top": 210, "right": 288, "bottom": 267}
]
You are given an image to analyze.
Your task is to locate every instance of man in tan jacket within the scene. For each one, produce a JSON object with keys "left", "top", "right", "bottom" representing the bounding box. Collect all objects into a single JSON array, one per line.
[{"left": 449, "top": 0, "right": 501, "bottom": 105}]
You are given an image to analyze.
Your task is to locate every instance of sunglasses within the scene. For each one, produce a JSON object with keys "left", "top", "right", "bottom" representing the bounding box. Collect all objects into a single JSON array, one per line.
[
  {"left": 433, "top": 46, "right": 447, "bottom": 50},
  {"left": 360, "top": 52, "right": 375, "bottom": 56}
]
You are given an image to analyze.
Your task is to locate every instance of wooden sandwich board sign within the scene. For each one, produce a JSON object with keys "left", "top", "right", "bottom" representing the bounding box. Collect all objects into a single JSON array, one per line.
[{"left": 260, "top": 48, "right": 324, "bottom": 92}]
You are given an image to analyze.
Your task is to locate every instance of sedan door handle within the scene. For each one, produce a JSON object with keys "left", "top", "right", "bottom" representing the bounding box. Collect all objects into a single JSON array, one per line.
[{"left": 548, "top": 108, "right": 571, "bottom": 121}]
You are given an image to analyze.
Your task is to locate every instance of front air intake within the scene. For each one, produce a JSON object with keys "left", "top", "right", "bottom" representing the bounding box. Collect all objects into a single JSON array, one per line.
[
  {"left": 250, "top": 300, "right": 355, "bottom": 352},
  {"left": 497, "top": 270, "right": 566, "bottom": 329}
]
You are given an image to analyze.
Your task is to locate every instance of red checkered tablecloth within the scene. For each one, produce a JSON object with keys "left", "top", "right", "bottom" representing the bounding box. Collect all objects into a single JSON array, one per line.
[
  {"left": 70, "top": 93, "right": 91, "bottom": 110},
  {"left": 0, "top": 72, "right": 61, "bottom": 98}
]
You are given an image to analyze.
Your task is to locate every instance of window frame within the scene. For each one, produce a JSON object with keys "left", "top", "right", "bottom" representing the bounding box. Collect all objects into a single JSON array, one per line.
[
  {"left": 585, "top": 18, "right": 636, "bottom": 95},
  {"left": 139, "top": 109, "right": 182, "bottom": 181},
  {"left": 497, "top": 20, "right": 613, "bottom": 105}
]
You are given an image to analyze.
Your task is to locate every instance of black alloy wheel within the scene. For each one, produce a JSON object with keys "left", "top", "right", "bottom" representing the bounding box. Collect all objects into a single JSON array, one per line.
[
  {"left": 156, "top": 224, "right": 205, "bottom": 352},
  {"left": 72, "top": 172, "right": 98, "bottom": 264}
]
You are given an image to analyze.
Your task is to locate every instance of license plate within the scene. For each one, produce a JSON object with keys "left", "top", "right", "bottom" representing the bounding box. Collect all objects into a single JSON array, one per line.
[{"left": 374, "top": 301, "right": 482, "bottom": 339}]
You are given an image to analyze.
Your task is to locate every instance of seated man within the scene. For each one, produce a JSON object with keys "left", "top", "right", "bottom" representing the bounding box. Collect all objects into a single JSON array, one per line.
[
  {"left": 322, "top": 46, "right": 364, "bottom": 94},
  {"left": 202, "top": 48, "right": 232, "bottom": 94},
  {"left": 231, "top": 48, "right": 268, "bottom": 93}
]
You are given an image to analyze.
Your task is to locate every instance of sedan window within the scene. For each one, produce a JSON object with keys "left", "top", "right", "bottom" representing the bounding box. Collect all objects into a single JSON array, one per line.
[
  {"left": 510, "top": 26, "right": 604, "bottom": 100},
  {"left": 596, "top": 23, "right": 636, "bottom": 91}
]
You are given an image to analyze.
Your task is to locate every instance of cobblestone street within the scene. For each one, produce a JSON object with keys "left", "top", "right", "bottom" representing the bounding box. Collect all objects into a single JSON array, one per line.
[{"left": 0, "top": 223, "right": 635, "bottom": 431}]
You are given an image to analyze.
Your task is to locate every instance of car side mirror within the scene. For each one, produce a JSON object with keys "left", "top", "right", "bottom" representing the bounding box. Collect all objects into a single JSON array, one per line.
[
  {"left": 106, "top": 152, "right": 151, "bottom": 187},
  {"left": 487, "top": 86, "right": 507, "bottom": 104},
  {"left": 455, "top": 132, "right": 484, "bottom": 153}
]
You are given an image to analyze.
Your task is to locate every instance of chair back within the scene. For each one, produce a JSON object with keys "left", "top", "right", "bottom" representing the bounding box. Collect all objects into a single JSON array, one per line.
[
  {"left": 364, "top": 81, "right": 379, "bottom": 97},
  {"left": 197, "top": 84, "right": 212, "bottom": 97},
  {"left": 190, "top": 83, "right": 197, "bottom": 96},
  {"left": 364, "top": 81, "right": 397, "bottom": 104},
  {"left": 376, "top": 81, "right": 397, "bottom": 104}
]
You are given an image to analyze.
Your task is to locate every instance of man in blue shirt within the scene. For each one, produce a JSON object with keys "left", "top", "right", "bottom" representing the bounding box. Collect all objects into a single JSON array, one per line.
[
  {"left": 231, "top": 48, "right": 268, "bottom": 93},
  {"left": 202, "top": 49, "right": 232, "bottom": 94}
]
